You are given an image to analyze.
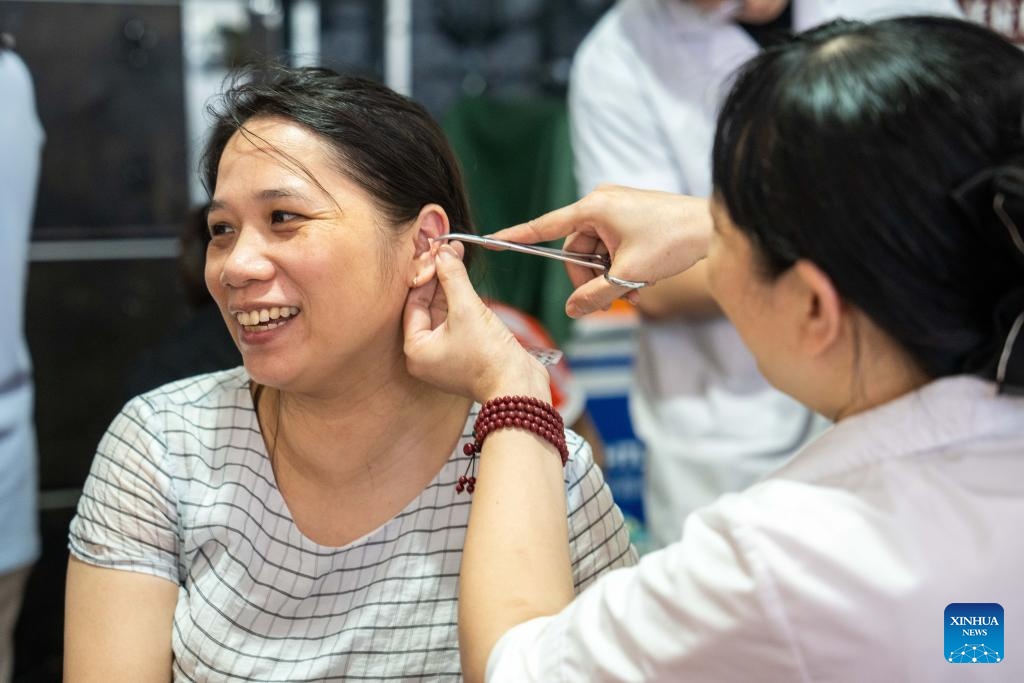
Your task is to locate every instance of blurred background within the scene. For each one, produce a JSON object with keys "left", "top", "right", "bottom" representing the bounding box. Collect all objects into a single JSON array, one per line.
[{"left": 1, "top": 0, "right": 1017, "bottom": 679}]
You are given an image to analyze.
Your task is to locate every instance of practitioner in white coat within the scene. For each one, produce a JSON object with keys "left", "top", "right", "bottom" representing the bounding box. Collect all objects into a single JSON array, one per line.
[
  {"left": 404, "top": 16, "right": 1024, "bottom": 681},
  {"left": 570, "top": 0, "right": 964, "bottom": 548}
]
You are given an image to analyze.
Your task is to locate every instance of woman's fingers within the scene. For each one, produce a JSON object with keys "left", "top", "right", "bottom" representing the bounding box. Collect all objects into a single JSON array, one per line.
[
  {"left": 403, "top": 275, "right": 439, "bottom": 339},
  {"left": 404, "top": 244, "right": 553, "bottom": 402},
  {"left": 432, "top": 245, "right": 476, "bottom": 313},
  {"left": 403, "top": 245, "right": 473, "bottom": 347},
  {"left": 404, "top": 245, "right": 535, "bottom": 401},
  {"left": 428, "top": 280, "right": 449, "bottom": 329}
]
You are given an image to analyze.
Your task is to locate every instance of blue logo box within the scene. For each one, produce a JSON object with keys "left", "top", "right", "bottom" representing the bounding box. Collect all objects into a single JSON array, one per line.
[{"left": 945, "top": 603, "right": 1003, "bottom": 663}]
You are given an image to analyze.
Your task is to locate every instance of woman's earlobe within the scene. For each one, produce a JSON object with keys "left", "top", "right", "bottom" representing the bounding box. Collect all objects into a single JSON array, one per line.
[{"left": 409, "top": 250, "right": 438, "bottom": 288}]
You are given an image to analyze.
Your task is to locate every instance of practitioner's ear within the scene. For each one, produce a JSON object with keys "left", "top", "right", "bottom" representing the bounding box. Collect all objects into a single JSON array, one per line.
[
  {"left": 789, "top": 259, "right": 844, "bottom": 358},
  {"left": 409, "top": 204, "right": 450, "bottom": 287}
]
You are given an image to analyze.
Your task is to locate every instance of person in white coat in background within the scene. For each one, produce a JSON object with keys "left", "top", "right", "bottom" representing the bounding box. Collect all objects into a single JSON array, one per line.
[
  {"left": 404, "top": 16, "right": 1024, "bottom": 681},
  {"left": 0, "top": 39, "right": 42, "bottom": 683},
  {"left": 570, "top": 0, "right": 964, "bottom": 549}
]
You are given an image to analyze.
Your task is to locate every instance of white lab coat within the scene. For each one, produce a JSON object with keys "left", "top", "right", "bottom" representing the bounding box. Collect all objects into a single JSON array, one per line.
[
  {"left": 569, "top": 0, "right": 964, "bottom": 548},
  {"left": 488, "top": 376, "right": 1024, "bottom": 681}
]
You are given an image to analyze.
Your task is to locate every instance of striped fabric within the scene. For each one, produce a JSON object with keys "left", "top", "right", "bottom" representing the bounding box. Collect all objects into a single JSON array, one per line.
[{"left": 69, "top": 367, "right": 636, "bottom": 681}]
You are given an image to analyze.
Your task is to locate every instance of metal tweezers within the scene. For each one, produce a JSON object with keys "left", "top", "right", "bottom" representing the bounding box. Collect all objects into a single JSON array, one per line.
[
  {"left": 434, "top": 233, "right": 649, "bottom": 289},
  {"left": 434, "top": 233, "right": 610, "bottom": 271}
]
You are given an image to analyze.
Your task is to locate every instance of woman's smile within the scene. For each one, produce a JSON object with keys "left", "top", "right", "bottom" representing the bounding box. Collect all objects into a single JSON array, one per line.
[
  {"left": 232, "top": 305, "right": 302, "bottom": 345},
  {"left": 232, "top": 305, "right": 301, "bottom": 327}
]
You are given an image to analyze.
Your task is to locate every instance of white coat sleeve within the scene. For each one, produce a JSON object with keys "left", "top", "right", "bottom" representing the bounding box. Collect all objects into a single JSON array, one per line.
[
  {"left": 569, "top": 23, "right": 686, "bottom": 196},
  {"left": 485, "top": 495, "right": 805, "bottom": 682}
]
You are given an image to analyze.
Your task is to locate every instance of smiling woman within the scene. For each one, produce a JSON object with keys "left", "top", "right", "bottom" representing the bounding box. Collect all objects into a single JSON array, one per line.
[
  {"left": 62, "top": 67, "right": 636, "bottom": 682},
  {"left": 202, "top": 114, "right": 427, "bottom": 394}
]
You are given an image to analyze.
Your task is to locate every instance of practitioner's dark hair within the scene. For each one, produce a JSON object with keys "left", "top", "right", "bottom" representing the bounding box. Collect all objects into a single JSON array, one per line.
[
  {"left": 201, "top": 64, "right": 474, "bottom": 262},
  {"left": 713, "top": 16, "right": 1024, "bottom": 389}
]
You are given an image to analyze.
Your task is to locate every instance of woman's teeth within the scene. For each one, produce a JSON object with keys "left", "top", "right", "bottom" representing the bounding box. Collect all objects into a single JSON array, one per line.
[{"left": 234, "top": 306, "right": 300, "bottom": 327}]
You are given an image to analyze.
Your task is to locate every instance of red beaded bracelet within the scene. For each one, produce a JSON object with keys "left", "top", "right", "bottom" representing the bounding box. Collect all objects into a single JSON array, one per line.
[{"left": 456, "top": 395, "right": 569, "bottom": 494}]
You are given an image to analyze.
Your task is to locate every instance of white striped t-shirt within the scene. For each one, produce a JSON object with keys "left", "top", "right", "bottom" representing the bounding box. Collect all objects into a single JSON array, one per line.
[{"left": 69, "top": 367, "right": 637, "bottom": 681}]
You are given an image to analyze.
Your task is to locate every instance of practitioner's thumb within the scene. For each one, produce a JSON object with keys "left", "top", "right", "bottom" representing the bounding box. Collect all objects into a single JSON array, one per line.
[{"left": 565, "top": 275, "right": 623, "bottom": 318}]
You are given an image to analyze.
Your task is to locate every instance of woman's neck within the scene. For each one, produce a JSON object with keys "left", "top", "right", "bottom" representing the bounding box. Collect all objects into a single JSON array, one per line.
[
  {"left": 259, "top": 354, "right": 472, "bottom": 511},
  {"left": 829, "top": 323, "right": 931, "bottom": 422}
]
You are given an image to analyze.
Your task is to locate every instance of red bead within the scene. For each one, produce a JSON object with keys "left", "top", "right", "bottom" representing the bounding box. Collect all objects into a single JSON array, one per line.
[
  {"left": 468, "top": 476, "right": 476, "bottom": 485},
  {"left": 466, "top": 483, "right": 475, "bottom": 493},
  {"left": 455, "top": 483, "right": 465, "bottom": 493},
  {"left": 472, "top": 396, "right": 570, "bottom": 473}
]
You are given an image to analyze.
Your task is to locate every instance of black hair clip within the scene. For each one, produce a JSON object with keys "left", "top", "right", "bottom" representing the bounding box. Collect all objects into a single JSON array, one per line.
[
  {"left": 953, "top": 165, "right": 1024, "bottom": 394},
  {"left": 951, "top": 165, "right": 1024, "bottom": 258}
]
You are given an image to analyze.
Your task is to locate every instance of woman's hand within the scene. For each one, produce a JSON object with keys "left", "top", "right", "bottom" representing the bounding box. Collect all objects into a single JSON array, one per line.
[
  {"left": 491, "top": 185, "right": 714, "bottom": 317},
  {"left": 403, "top": 244, "right": 551, "bottom": 404}
]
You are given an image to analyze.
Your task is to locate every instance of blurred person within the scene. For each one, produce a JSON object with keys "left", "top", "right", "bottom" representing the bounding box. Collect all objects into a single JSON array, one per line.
[
  {"left": 0, "top": 39, "right": 42, "bottom": 683},
  {"left": 570, "top": 0, "right": 964, "bottom": 549},
  {"left": 63, "top": 67, "right": 634, "bottom": 681}
]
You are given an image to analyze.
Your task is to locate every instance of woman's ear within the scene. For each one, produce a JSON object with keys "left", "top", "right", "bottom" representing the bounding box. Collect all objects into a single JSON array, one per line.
[
  {"left": 409, "top": 204, "right": 450, "bottom": 287},
  {"left": 790, "top": 259, "right": 844, "bottom": 358}
]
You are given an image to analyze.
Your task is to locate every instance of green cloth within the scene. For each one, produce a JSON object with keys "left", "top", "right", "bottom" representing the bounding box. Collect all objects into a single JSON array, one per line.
[{"left": 442, "top": 95, "right": 577, "bottom": 345}]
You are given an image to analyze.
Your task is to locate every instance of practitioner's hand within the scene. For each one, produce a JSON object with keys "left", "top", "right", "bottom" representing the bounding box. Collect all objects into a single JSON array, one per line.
[
  {"left": 490, "top": 185, "right": 713, "bottom": 318},
  {"left": 403, "top": 244, "right": 551, "bottom": 404}
]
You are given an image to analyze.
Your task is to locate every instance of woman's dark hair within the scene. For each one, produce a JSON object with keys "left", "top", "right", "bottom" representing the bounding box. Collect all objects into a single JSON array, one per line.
[
  {"left": 201, "top": 65, "right": 474, "bottom": 260},
  {"left": 713, "top": 16, "right": 1024, "bottom": 386}
]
